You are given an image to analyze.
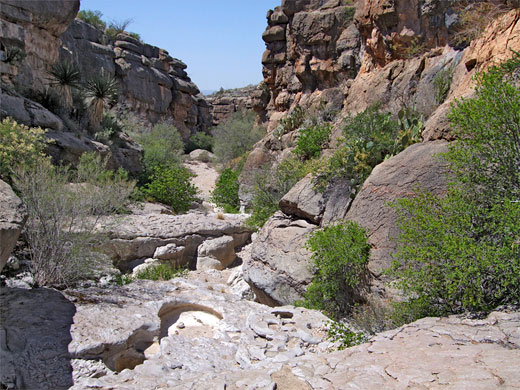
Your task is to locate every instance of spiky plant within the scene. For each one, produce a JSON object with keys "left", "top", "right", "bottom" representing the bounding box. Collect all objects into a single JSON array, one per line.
[
  {"left": 83, "top": 73, "right": 119, "bottom": 131},
  {"left": 48, "top": 61, "right": 81, "bottom": 111}
]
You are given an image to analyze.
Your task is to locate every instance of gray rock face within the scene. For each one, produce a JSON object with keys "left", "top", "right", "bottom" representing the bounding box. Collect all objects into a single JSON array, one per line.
[
  {"left": 59, "top": 23, "right": 212, "bottom": 140},
  {"left": 346, "top": 141, "right": 449, "bottom": 277},
  {"left": 0, "top": 180, "right": 26, "bottom": 272},
  {"left": 99, "top": 212, "right": 251, "bottom": 271},
  {"left": 196, "top": 235, "right": 236, "bottom": 271},
  {"left": 243, "top": 212, "right": 316, "bottom": 306},
  {"left": 0, "top": 287, "right": 76, "bottom": 390},
  {"left": 205, "top": 85, "right": 258, "bottom": 126}
]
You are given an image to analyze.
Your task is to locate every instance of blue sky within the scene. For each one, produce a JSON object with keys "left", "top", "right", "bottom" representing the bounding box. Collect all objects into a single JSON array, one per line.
[{"left": 81, "top": 0, "right": 281, "bottom": 92}]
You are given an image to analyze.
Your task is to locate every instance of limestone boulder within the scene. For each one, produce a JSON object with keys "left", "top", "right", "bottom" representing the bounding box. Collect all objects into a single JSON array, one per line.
[
  {"left": 0, "top": 180, "right": 27, "bottom": 272},
  {"left": 153, "top": 244, "right": 185, "bottom": 263},
  {"left": 279, "top": 174, "right": 324, "bottom": 224},
  {"left": 243, "top": 212, "right": 316, "bottom": 306},
  {"left": 196, "top": 235, "right": 235, "bottom": 271},
  {"left": 346, "top": 141, "right": 449, "bottom": 278}
]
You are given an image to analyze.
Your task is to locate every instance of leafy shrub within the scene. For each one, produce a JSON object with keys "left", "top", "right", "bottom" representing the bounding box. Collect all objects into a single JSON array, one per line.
[
  {"left": 212, "top": 111, "right": 264, "bottom": 163},
  {"left": 433, "top": 64, "right": 455, "bottom": 104},
  {"left": 134, "top": 263, "right": 187, "bottom": 281},
  {"left": 13, "top": 153, "right": 134, "bottom": 287},
  {"left": 95, "top": 113, "right": 124, "bottom": 143},
  {"left": 275, "top": 106, "right": 305, "bottom": 139},
  {"left": 293, "top": 123, "right": 332, "bottom": 160},
  {"left": 128, "top": 32, "right": 141, "bottom": 42},
  {"left": 3, "top": 46, "right": 26, "bottom": 64},
  {"left": 326, "top": 320, "right": 367, "bottom": 350},
  {"left": 144, "top": 164, "right": 197, "bottom": 213},
  {"left": 390, "top": 53, "right": 520, "bottom": 323},
  {"left": 246, "top": 157, "right": 316, "bottom": 229},
  {"left": 105, "top": 19, "right": 132, "bottom": 41},
  {"left": 77, "top": 9, "right": 106, "bottom": 30},
  {"left": 211, "top": 168, "right": 240, "bottom": 213},
  {"left": 188, "top": 131, "right": 213, "bottom": 152},
  {"left": 298, "top": 221, "right": 370, "bottom": 318},
  {"left": 0, "top": 118, "right": 48, "bottom": 183}
]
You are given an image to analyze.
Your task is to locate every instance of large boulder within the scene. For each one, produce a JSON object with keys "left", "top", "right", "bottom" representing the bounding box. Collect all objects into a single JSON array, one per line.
[
  {"left": 243, "top": 212, "right": 316, "bottom": 306},
  {"left": 346, "top": 141, "right": 449, "bottom": 278},
  {"left": 0, "top": 180, "right": 27, "bottom": 272}
]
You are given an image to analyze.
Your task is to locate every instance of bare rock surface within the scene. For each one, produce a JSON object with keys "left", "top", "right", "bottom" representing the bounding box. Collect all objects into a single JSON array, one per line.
[
  {"left": 184, "top": 158, "right": 219, "bottom": 202},
  {"left": 99, "top": 211, "right": 251, "bottom": 271},
  {"left": 0, "top": 180, "right": 26, "bottom": 272},
  {"left": 346, "top": 141, "right": 449, "bottom": 279},
  {"left": 243, "top": 212, "right": 316, "bottom": 306}
]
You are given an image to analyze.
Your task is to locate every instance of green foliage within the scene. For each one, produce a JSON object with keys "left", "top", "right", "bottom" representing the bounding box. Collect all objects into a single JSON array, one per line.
[
  {"left": 299, "top": 221, "right": 370, "bottom": 318},
  {"left": 134, "top": 263, "right": 187, "bottom": 281},
  {"left": 48, "top": 61, "right": 81, "bottom": 110},
  {"left": 326, "top": 320, "right": 367, "bottom": 350},
  {"left": 95, "top": 113, "right": 124, "bottom": 143},
  {"left": 342, "top": 6, "right": 356, "bottom": 22},
  {"left": 84, "top": 73, "right": 119, "bottom": 129},
  {"left": 128, "top": 32, "right": 141, "bottom": 41},
  {"left": 188, "top": 131, "right": 213, "bottom": 152},
  {"left": 275, "top": 106, "right": 306, "bottom": 139},
  {"left": 211, "top": 168, "right": 240, "bottom": 213},
  {"left": 395, "top": 106, "right": 423, "bottom": 148},
  {"left": 0, "top": 118, "right": 49, "bottom": 183},
  {"left": 137, "top": 122, "right": 185, "bottom": 176},
  {"left": 144, "top": 164, "right": 197, "bottom": 213},
  {"left": 212, "top": 111, "right": 265, "bottom": 163},
  {"left": 314, "top": 105, "right": 401, "bottom": 192},
  {"left": 293, "top": 123, "right": 332, "bottom": 160},
  {"left": 13, "top": 153, "right": 134, "bottom": 287},
  {"left": 114, "top": 273, "right": 134, "bottom": 286},
  {"left": 3, "top": 46, "right": 26, "bottom": 64},
  {"left": 246, "top": 157, "right": 316, "bottom": 229},
  {"left": 433, "top": 64, "right": 455, "bottom": 104},
  {"left": 77, "top": 9, "right": 106, "bottom": 30},
  {"left": 390, "top": 53, "right": 520, "bottom": 323}
]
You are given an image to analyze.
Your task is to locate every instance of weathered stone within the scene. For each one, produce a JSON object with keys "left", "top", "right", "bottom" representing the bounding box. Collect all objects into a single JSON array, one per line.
[
  {"left": 346, "top": 141, "right": 449, "bottom": 278},
  {"left": 279, "top": 174, "right": 324, "bottom": 224},
  {"left": 243, "top": 212, "right": 315, "bottom": 306},
  {"left": 153, "top": 244, "right": 185, "bottom": 261},
  {"left": 262, "top": 25, "right": 286, "bottom": 43},
  {"left": 0, "top": 180, "right": 26, "bottom": 272},
  {"left": 196, "top": 236, "right": 235, "bottom": 271}
]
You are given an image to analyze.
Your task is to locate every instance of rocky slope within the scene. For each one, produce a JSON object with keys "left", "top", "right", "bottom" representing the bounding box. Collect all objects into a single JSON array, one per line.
[
  {"left": 243, "top": 1, "right": 520, "bottom": 305},
  {"left": 205, "top": 84, "right": 258, "bottom": 126}
]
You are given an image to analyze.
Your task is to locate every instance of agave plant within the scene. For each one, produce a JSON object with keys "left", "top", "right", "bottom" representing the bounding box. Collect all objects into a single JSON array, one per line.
[
  {"left": 83, "top": 73, "right": 119, "bottom": 131},
  {"left": 48, "top": 61, "right": 81, "bottom": 111}
]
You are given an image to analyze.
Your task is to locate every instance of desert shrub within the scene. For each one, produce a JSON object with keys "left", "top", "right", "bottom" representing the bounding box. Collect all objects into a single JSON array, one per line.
[
  {"left": 211, "top": 168, "right": 240, "bottom": 213},
  {"left": 134, "top": 263, "right": 187, "bottom": 281},
  {"left": 275, "top": 106, "right": 305, "bottom": 139},
  {"left": 314, "top": 105, "right": 400, "bottom": 192},
  {"left": 84, "top": 73, "right": 119, "bottom": 130},
  {"left": 293, "top": 123, "right": 332, "bottom": 160},
  {"left": 390, "top": 53, "right": 520, "bottom": 323},
  {"left": 95, "top": 113, "right": 124, "bottom": 143},
  {"left": 128, "top": 32, "right": 141, "bottom": 41},
  {"left": 13, "top": 154, "right": 134, "bottom": 287},
  {"left": 351, "top": 299, "right": 395, "bottom": 335},
  {"left": 77, "top": 9, "right": 106, "bottom": 30},
  {"left": 188, "top": 131, "right": 213, "bottom": 152},
  {"left": 137, "top": 122, "right": 185, "bottom": 174},
  {"left": 2, "top": 46, "right": 26, "bottom": 64},
  {"left": 212, "top": 111, "right": 264, "bottom": 163},
  {"left": 0, "top": 118, "right": 48, "bottom": 183},
  {"left": 105, "top": 19, "right": 132, "bottom": 41},
  {"left": 48, "top": 61, "right": 81, "bottom": 111},
  {"left": 298, "top": 221, "right": 370, "bottom": 319},
  {"left": 326, "top": 320, "right": 367, "bottom": 350},
  {"left": 246, "top": 157, "right": 316, "bottom": 229},
  {"left": 451, "top": 1, "right": 512, "bottom": 47},
  {"left": 433, "top": 64, "right": 455, "bottom": 104},
  {"left": 144, "top": 164, "right": 197, "bottom": 213}
]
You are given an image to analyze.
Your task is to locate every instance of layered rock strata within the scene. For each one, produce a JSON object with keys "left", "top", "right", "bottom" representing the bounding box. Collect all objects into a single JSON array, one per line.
[{"left": 0, "top": 180, "right": 26, "bottom": 272}]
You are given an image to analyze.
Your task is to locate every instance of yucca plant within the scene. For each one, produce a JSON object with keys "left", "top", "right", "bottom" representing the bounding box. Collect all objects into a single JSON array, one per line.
[
  {"left": 48, "top": 61, "right": 81, "bottom": 111},
  {"left": 83, "top": 73, "right": 119, "bottom": 131}
]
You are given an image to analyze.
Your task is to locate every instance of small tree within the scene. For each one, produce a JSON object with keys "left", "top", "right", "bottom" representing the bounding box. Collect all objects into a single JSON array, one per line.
[
  {"left": 48, "top": 61, "right": 81, "bottom": 112},
  {"left": 77, "top": 9, "right": 107, "bottom": 30}
]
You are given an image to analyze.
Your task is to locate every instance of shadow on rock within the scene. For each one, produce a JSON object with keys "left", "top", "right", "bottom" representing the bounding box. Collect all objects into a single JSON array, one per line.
[{"left": 0, "top": 287, "right": 76, "bottom": 390}]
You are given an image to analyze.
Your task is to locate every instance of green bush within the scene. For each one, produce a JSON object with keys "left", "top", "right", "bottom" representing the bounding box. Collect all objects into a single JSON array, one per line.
[
  {"left": 211, "top": 168, "right": 240, "bottom": 213},
  {"left": 326, "top": 320, "right": 367, "bottom": 350},
  {"left": 77, "top": 10, "right": 106, "bottom": 30},
  {"left": 314, "top": 104, "right": 419, "bottom": 193},
  {"left": 95, "top": 113, "right": 124, "bottom": 143},
  {"left": 293, "top": 123, "right": 332, "bottom": 160},
  {"left": 298, "top": 221, "right": 370, "bottom": 319},
  {"left": 246, "top": 157, "right": 316, "bottom": 229},
  {"left": 105, "top": 19, "right": 132, "bottom": 41},
  {"left": 0, "top": 118, "right": 49, "bottom": 183},
  {"left": 433, "top": 64, "right": 454, "bottom": 104},
  {"left": 390, "top": 53, "right": 520, "bottom": 323},
  {"left": 275, "top": 106, "right": 306, "bottom": 138},
  {"left": 188, "top": 131, "right": 213, "bottom": 152},
  {"left": 134, "top": 263, "right": 187, "bottom": 281},
  {"left": 144, "top": 164, "right": 197, "bottom": 213},
  {"left": 13, "top": 153, "right": 134, "bottom": 287},
  {"left": 212, "top": 111, "right": 264, "bottom": 163}
]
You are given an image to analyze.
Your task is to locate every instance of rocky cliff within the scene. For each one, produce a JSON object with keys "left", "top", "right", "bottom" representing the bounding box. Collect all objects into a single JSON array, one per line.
[
  {"left": 243, "top": 1, "right": 520, "bottom": 305},
  {"left": 0, "top": 0, "right": 211, "bottom": 173}
]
